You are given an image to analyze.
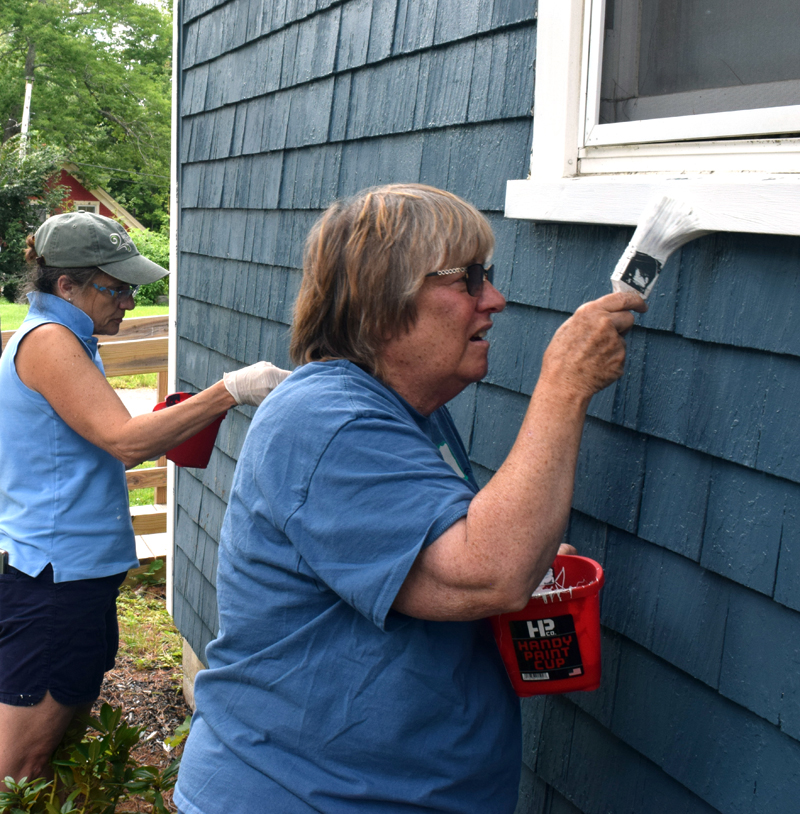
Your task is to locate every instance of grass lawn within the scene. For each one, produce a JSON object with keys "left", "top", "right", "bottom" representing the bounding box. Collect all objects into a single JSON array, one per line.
[
  {"left": 109, "top": 371, "right": 161, "bottom": 389},
  {"left": 0, "top": 301, "right": 169, "bottom": 332},
  {"left": 129, "top": 460, "right": 158, "bottom": 506},
  {"left": 117, "top": 583, "right": 182, "bottom": 672}
]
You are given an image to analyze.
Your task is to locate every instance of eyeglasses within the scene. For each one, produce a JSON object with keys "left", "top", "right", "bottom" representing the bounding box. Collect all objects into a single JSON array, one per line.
[
  {"left": 425, "top": 263, "right": 494, "bottom": 297},
  {"left": 92, "top": 283, "right": 139, "bottom": 300}
]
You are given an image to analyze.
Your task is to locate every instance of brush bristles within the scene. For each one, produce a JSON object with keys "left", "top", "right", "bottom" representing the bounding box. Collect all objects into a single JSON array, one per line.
[
  {"left": 611, "top": 195, "right": 710, "bottom": 299},
  {"left": 628, "top": 196, "right": 705, "bottom": 264}
]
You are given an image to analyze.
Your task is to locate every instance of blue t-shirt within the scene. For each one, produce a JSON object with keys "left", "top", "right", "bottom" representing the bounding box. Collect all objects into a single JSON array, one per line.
[{"left": 175, "top": 361, "right": 521, "bottom": 814}]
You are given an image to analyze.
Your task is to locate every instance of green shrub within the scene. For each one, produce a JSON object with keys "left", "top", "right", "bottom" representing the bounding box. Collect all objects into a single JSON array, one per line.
[
  {"left": 0, "top": 704, "right": 188, "bottom": 814},
  {"left": 135, "top": 277, "right": 169, "bottom": 306},
  {"left": 129, "top": 227, "right": 170, "bottom": 306}
]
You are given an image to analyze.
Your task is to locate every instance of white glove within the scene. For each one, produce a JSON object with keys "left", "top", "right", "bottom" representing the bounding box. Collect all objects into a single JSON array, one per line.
[{"left": 223, "top": 361, "right": 291, "bottom": 406}]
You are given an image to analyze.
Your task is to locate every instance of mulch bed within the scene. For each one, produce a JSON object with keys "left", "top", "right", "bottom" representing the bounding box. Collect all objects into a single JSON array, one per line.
[{"left": 93, "top": 654, "right": 190, "bottom": 769}]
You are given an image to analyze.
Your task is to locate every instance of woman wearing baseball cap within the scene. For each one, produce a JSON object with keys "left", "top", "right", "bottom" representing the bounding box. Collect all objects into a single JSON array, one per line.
[{"left": 0, "top": 212, "right": 290, "bottom": 786}]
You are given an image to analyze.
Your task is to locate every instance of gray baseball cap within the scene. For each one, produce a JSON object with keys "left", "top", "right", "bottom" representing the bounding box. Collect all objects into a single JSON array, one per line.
[{"left": 34, "top": 212, "right": 168, "bottom": 285}]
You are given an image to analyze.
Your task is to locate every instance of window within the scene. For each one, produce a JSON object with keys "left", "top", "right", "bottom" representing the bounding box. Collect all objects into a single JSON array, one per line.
[
  {"left": 505, "top": 0, "right": 800, "bottom": 236},
  {"left": 74, "top": 202, "right": 99, "bottom": 214}
]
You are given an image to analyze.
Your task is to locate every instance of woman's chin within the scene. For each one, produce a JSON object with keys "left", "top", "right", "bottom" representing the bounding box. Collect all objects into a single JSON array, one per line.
[{"left": 96, "top": 320, "right": 123, "bottom": 336}]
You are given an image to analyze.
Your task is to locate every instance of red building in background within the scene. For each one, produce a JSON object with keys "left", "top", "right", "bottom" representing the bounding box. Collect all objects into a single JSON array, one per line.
[{"left": 53, "top": 163, "right": 144, "bottom": 231}]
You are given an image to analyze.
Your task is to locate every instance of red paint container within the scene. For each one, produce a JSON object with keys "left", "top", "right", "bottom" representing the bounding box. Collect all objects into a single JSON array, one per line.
[
  {"left": 490, "top": 555, "right": 604, "bottom": 696},
  {"left": 153, "top": 392, "right": 226, "bottom": 469}
]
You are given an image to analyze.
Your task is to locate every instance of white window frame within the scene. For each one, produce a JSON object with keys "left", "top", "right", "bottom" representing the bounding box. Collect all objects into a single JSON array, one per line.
[
  {"left": 73, "top": 201, "right": 99, "bottom": 213},
  {"left": 505, "top": 0, "right": 800, "bottom": 236}
]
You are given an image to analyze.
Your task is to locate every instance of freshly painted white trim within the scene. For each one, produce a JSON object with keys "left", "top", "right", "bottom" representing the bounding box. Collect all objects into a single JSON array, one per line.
[
  {"left": 528, "top": 0, "right": 584, "bottom": 181},
  {"left": 506, "top": 175, "right": 800, "bottom": 236},
  {"left": 166, "top": 0, "right": 180, "bottom": 618}
]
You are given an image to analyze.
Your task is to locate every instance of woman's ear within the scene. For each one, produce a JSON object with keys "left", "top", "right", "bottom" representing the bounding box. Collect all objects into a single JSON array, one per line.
[{"left": 56, "top": 275, "right": 75, "bottom": 302}]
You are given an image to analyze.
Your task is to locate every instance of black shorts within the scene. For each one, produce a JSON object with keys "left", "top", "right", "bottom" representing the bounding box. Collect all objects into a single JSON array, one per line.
[{"left": 0, "top": 564, "right": 126, "bottom": 707}]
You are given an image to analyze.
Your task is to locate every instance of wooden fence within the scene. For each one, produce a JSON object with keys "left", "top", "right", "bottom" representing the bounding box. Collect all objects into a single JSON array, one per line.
[{"left": 1, "top": 314, "right": 170, "bottom": 568}]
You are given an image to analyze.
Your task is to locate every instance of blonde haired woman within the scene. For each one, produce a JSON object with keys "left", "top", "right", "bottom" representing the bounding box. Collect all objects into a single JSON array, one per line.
[{"left": 176, "top": 185, "right": 644, "bottom": 813}]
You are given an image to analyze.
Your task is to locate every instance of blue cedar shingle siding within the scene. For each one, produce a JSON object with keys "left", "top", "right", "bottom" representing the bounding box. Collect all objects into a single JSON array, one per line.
[{"left": 174, "top": 1, "right": 800, "bottom": 811}]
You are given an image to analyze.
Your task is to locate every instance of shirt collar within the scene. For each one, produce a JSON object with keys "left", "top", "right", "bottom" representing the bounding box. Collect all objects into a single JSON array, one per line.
[{"left": 26, "top": 291, "right": 99, "bottom": 356}]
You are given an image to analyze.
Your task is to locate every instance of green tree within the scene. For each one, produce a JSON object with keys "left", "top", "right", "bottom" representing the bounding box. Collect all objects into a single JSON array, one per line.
[
  {"left": 0, "top": 0, "right": 172, "bottom": 231},
  {"left": 0, "top": 133, "right": 67, "bottom": 301}
]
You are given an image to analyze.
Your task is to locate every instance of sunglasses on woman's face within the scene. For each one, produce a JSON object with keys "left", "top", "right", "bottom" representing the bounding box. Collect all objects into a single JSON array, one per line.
[
  {"left": 425, "top": 263, "right": 494, "bottom": 297},
  {"left": 91, "top": 282, "right": 140, "bottom": 301}
]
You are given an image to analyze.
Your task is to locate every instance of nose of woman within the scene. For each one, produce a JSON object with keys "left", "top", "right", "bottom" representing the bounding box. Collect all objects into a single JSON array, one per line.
[{"left": 478, "top": 279, "right": 506, "bottom": 313}]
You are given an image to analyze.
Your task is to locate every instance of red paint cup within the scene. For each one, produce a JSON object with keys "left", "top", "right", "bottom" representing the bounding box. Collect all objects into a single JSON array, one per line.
[
  {"left": 153, "top": 392, "right": 226, "bottom": 468},
  {"left": 490, "top": 554, "right": 605, "bottom": 696}
]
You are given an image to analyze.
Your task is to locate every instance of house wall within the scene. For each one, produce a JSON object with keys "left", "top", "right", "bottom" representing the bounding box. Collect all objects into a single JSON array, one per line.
[
  {"left": 54, "top": 170, "right": 115, "bottom": 218},
  {"left": 174, "top": 1, "right": 800, "bottom": 811}
]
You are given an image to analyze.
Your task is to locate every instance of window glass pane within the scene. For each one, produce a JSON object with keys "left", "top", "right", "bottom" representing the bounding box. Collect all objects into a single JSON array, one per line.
[{"left": 601, "top": 0, "right": 800, "bottom": 123}]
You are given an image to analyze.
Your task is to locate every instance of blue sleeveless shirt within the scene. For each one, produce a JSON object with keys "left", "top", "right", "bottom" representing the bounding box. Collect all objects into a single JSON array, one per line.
[{"left": 0, "top": 292, "right": 137, "bottom": 582}]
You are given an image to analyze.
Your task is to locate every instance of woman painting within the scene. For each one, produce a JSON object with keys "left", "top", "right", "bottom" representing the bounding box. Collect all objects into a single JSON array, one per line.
[
  {"left": 0, "top": 211, "right": 289, "bottom": 786},
  {"left": 175, "top": 185, "right": 645, "bottom": 813}
]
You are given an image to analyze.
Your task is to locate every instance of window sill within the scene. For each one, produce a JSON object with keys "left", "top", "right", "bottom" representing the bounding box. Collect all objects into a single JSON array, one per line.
[{"left": 505, "top": 174, "right": 800, "bottom": 236}]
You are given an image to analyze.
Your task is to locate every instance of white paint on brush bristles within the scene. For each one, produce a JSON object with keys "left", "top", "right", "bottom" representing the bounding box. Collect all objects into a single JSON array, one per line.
[{"left": 611, "top": 195, "right": 710, "bottom": 300}]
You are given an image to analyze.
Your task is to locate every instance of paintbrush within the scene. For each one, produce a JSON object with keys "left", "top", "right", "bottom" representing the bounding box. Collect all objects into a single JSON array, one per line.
[{"left": 611, "top": 195, "right": 710, "bottom": 299}]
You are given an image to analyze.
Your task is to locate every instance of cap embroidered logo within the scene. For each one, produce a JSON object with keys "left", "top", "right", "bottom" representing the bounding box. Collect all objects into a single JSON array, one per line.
[{"left": 109, "top": 232, "right": 133, "bottom": 253}]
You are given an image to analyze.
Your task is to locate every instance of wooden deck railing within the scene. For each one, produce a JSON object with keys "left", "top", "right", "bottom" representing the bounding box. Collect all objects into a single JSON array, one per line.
[{"left": 2, "top": 314, "right": 170, "bottom": 567}]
